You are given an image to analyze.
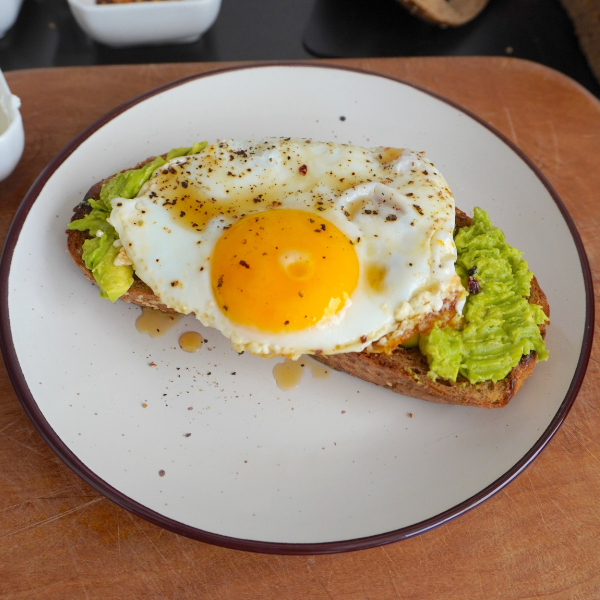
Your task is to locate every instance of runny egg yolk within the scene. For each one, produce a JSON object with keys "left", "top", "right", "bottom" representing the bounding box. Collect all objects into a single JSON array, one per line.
[{"left": 211, "top": 209, "right": 359, "bottom": 332}]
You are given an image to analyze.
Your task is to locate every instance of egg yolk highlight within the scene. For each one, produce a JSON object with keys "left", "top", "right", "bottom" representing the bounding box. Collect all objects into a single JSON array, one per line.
[{"left": 211, "top": 209, "right": 359, "bottom": 332}]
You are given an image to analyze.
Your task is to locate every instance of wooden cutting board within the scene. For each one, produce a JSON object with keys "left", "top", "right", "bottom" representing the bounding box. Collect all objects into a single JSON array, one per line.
[{"left": 1, "top": 57, "right": 600, "bottom": 599}]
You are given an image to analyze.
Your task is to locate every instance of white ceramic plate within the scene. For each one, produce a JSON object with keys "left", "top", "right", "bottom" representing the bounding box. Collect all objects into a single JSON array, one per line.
[{"left": 0, "top": 64, "right": 592, "bottom": 553}]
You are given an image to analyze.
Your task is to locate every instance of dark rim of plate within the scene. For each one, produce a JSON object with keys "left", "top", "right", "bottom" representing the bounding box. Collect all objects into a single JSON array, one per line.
[{"left": 0, "top": 62, "right": 594, "bottom": 555}]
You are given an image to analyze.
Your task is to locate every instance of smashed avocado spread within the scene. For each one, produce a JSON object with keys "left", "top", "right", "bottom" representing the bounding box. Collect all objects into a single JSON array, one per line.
[
  {"left": 67, "top": 142, "right": 207, "bottom": 302},
  {"left": 419, "top": 207, "right": 549, "bottom": 384}
]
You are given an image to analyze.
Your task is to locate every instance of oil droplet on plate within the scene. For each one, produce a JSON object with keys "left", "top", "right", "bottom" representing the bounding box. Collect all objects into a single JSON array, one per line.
[
  {"left": 308, "top": 359, "right": 330, "bottom": 380},
  {"left": 179, "top": 331, "right": 203, "bottom": 353},
  {"left": 273, "top": 358, "right": 304, "bottom": 391},
  {"left": 136, "top": 307, "right": 181, "bottom": 338}
]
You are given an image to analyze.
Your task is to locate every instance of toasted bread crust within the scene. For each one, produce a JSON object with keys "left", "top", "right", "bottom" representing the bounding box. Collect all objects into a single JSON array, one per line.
[
  {"left": 66, "top": 165, "right": 549, "bottom": 408},
  {"left": 313, "top": 346, "right": 538, "bottom": 407}
]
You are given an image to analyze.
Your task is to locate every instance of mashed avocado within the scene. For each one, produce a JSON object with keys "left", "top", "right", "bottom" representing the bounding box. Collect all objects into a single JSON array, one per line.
[
  {"left": 67, "top": 142, "right": 207, "bottom": 302},
  {"left": 419, "top": 207, "right": 548, "bottom": 384}
]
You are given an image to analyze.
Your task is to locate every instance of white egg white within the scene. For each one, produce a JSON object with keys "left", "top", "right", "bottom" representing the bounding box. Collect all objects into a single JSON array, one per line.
[{"left": 109, "top": 138, "right": 466, "bottom": 359}]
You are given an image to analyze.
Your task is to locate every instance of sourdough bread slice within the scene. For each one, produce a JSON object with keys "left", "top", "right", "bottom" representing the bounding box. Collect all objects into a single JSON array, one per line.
[{"left": 67, "top": 172, "right": 549, "bottom": 408}]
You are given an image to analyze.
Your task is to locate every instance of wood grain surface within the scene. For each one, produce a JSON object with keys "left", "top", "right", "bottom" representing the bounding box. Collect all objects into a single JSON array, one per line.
[{"left": 1, "top": 57, "right": 599, "bottom": 599}]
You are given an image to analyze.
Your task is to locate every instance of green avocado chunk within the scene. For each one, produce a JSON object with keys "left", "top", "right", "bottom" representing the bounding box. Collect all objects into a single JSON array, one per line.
[
  {"left": 67, "top": 142, "right": 208, "bottom": 302},
  {"left": 419, "top": 207, "right": 549, "bottom": 384},
  {"left": 81, "top": 234, "right": 132, "bottom": 303}
]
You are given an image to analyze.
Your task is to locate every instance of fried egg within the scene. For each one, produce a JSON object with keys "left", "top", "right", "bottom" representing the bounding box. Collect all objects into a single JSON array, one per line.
[{"left": 109, "top": 138, "right": 466, "bottom": 359}]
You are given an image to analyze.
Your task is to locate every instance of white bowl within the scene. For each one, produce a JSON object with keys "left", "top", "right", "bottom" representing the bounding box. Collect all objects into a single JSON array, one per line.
[
  {"left": 66, "top": 0, "right": 221, "bottom": 48},
  {"left": 0, "top": 0, "right": 24, "bottom": 38},
  {"left": 0, "top": 70, "right": 24, "bottom": 182}
]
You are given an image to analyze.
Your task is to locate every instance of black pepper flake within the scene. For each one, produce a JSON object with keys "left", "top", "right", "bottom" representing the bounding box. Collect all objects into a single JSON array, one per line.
[
  {"left": 180, "top": 211, "right": 186, "bottom": 217},
  {"left": 223, "top": 306, "right": 228, "bottom": 311},
  {"left": 406, "top": 192, "right": 414, "bottom": 197},
  {"left": 116, "top": 202, "right": 122, "bottom": 207},
  {"left": 386, "top": 214, "right": 397, "bottom": 222},
  {"left": 217, "top": 275, "right": 224, "bottom": 288},
  {"left": 284, "top": 320, "right": 290, "bottom": 326},
  {"left": 184, "top": 433, "right": 191, "bottom": 438},
  {"left": 413, "top": 204, "right": 424, "bottom": 216},
  {"left": 229, "top": 154, "right": 234, "bottom": 161},
  {"left": 158, "top": 470, "right": 165, "bottom": 477},
  {"left": 320, "top": 224, "right": 326, "bottom": 230},
  {"left": 170, "top": 280, "right": 179, "bottom": 287},
  {"left": 299, "top": 164, "right": 308, "bottom": 175},
  {"left": 181, "top": 181, "right": 188, "bottom": 188},
  {"left": 423, "top": 170, "right": 429, "bottom": 175},
  {"left": 365, "top": 209, "right": 372, "bottom": 215},
  {"left": 239, "top": 260, "right": 250, "bottom": 268},
  {"left": 467, "top": 266, "right": 477, "bottom": 276},
  {"left": 340, "top": 116, "right": 346, "bottom": 121},
  {"left": 468, "top": 276, "right": 481, "bottom": 294}
]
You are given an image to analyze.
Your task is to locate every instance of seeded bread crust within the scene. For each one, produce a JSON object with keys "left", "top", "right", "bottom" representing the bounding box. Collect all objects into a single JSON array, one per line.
[{"left": 66, "top": 163, "right": 549, "bottom": 408}]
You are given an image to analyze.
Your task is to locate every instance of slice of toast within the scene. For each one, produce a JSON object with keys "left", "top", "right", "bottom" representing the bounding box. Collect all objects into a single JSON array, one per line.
[{"left": 67, "top": 170, "right": 549, "bottom": 408}]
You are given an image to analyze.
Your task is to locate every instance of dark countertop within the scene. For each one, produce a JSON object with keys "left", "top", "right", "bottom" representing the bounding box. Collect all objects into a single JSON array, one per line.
[{"left": 1, "top": 0, "right": 599, "bottom": 97}]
